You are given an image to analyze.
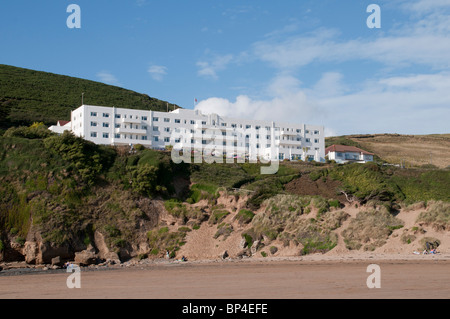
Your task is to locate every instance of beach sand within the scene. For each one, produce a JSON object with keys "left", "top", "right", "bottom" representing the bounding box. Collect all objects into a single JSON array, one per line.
[{"left": 1, "top": 254, "right": 449, "bottom": 299}]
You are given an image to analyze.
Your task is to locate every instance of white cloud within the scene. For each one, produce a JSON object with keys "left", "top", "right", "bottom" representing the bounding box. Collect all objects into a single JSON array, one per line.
[
  {"left": 196, "top": 54, "right": 233, "bottom": 80},
  {"left": 195, "top": 72, "right": 450, "bottom": 136},
  {"left": 148, "top": 65, "right": 167, "bottom": 81},
  {"left": 96, "top": 71, "right": 120, "bottom": 86},
  {"left": 253, "top": 25, "right": 450, "bottom": 71},
  {"left": 195, "top": 74, "right": 321, "bottom": 124},
  {"left": 194, "top": 2, "right": 450, "bottom": 136}
]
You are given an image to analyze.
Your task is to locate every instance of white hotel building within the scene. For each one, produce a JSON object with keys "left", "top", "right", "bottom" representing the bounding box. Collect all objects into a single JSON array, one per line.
[{"left": 50, "top": 104, "right": 325, "bottom": 162}]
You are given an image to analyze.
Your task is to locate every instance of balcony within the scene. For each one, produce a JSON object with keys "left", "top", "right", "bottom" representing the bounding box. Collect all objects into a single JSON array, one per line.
[
  {"left": 116, "top": 127, "right": 147, "bottom": 135},
  {"left": 279, "top": 138, "right": 301, "bottom": 146},
  {"left": 281, "top": 130, "right": 298, "bottom": 137},
  {"left": 121, "top": 117, "right": 142, "bottom": 124}
]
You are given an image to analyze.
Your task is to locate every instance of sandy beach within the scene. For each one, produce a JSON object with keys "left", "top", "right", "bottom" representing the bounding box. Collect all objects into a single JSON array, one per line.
[{"left": 1, "top": 253, "right": 449, "bottom": 299}]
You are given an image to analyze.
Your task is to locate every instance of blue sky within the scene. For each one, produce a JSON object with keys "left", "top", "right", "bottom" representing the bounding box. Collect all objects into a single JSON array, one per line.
[{"left": 1, "top": 0, "right": 449, "bottom": 136}]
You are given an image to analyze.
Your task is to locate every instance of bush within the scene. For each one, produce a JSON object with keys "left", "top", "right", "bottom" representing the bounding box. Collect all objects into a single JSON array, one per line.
[
  {"left": 416, "top": 201, "right": 450, "bottom": 231},
  {"left": 209, "top": 209, "right": 230, "bottom": 225},
  {"left": 342, "top": 208, "right": 404, "bottom": 251},
  {"left": 3, "top": 123, "right": 52, "bottom": 139},
  {"left": 235, "top": 209, "right": 255, "bottom": 224},
  {"left": 214, "top": 223, "right": 233, "bottom": 240}
]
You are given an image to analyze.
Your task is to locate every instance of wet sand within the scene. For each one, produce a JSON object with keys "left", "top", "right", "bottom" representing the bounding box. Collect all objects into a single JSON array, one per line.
[{"left": 1, "top": 258, "right": 449, "bottom": 299}]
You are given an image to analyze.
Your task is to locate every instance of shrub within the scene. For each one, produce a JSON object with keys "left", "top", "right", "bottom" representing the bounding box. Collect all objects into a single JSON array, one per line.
[
  {"left": 419, "top": 237, "right": 441, "bottom": 250},
  {"left": 269, "top": 246, "right": 278, "bottom": 255},
  {"left": 342, "top": 208, "right": 404, "bottom": 251},
  {"left": 209, "top": 209, "right": 230, "bottom": 225},
  {"left": 416, "top": 201, "right": 450, "bottom": 231},
  {"left": 214, "top": 223, "right": 233, "bottom": 240},
  {"left": 235, "top": 209, "right": 255, "bottom": 224}
]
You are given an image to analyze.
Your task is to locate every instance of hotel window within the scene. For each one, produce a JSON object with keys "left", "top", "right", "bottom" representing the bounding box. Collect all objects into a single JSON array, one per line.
[
  {"left": 142, "top": 125, "right": 147, "bottom": 130},
  {"left": 90, "top": 122, "right": 97, "bottom": 127},
  {"left": 191, "top": 139, "right": 194, "bottom": 144},
  {"left": 103, "top": 122, "right": 109, "bottom": 128},
  {"left": 114, "top": 133, "right": 120, "bottom": 139},
  {"left": 103, "top": 133, "right": 109, "bottom": 138},
  {"left": 154, "top": 136, "right": 159, "bottom": 142},
  {"left": 246, "top": 125, "right": 251, "bottom": 129},
  {"left": 164, "top": 118, "right": 170, "bottom": 123},
  {"left": 142, "top": 136, "right": 148, "bottom": 140},
  {"left": 297, "top": 137, "right": 301, "bottom": 141},
  {"left": 266, "top": 135, "right": 271, "bottom": 139},
  {"left": 305, "top": 130, "right": 310, "bottom": 134},
  {"left": 296, "top": 129, "right": 301, "bottom": 133},
  {"left": 175, "top": 138, "right": 181, "bottom": 143},
  {"left": 115, "top": 114, "right": 121, "bottom": 119},
  {"left": 222, "top": 131, "right": 227, "bottom": 136},
  {"left": 190, "top": 120, "right": 195, "bottom": 125},
  {"left": 115, "top": 124, "right": 120, "bottom": 128},
  {"left": 90, "top": 112, "right": 97, "bottom": 117},
  {"left": 314, "top": 130, "right": 319, "bottom": 135},
  {"left": 164, "top": 127, "right": 170, "bottom": 132},
  {"left": 164, "top": 137, "right": 170, "bottom": 142},
  {"left": 221, "top": 123, "right": 227, "bottom": 127},
  {"left": 266, "top": 126, "right": 271, "bottom": 131},
  {"left": 305, "top": 138, "right": 311, "bottom": 143},
  {"left": 103, "top": 113, "right": 109, "bottom": 118},
  {"left": 153, "top": 126, "right": 159, "bottom": 131},
  {"left": 153, "top": 117, "right": 159, "bottom": 121},
  {"left": 202, "top": 121, "right": 207, "bottom": 125},
  {"left": 142, "top": 116, "right": 148, "bottom": 121},
  {"left": 255, "top": 126, "right": 260, "bottom": 130},
  {"left": 231, "top": 124, "right": 237, "bottom": 128},
  {"left": 90, "top": 132, "right": 97, "bottom": 137},
  {"left": 223, "top": 141, "right": 226, "bottom": 146},
  {"left": 266, "top": 144, "right": 271, "bottom": 148},
  {"left": 175, "top": 119, "right": 181, "bottom": 123},
  {"left": 314, "top": 139, "right": 319, "bottom": 143}
]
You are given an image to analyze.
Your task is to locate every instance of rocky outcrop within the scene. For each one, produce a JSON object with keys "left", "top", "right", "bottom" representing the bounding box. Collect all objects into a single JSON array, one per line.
[{"left": 74, "top": 244, "right": 98, "bottom": 266}]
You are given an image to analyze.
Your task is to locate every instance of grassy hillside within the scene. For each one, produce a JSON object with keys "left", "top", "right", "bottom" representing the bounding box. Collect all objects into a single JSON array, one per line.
[
  {"left": 326, "top": 134, "right": 450, "bottom": 169},
  {"left": 0, "top": 64, "right": 179, "bottom": 129},
  {"left": 0, "top": 126, "right": 448, "bottom": 262}
]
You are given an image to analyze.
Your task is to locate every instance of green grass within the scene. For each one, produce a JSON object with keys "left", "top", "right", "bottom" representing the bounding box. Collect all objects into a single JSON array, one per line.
[
  {"left": 0, "top": 64, "right": 178, "bottom": 129},
  {"left": 235, "top": 209, "right": 255, "bottom": 224}
]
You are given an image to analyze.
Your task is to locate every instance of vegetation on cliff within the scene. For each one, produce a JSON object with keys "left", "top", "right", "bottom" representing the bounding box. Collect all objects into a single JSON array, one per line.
[{"left": 0, "top": 123, "right": 448, "bottom": 263}]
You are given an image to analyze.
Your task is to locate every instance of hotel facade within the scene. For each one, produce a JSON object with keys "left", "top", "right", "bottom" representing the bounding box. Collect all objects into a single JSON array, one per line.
[{"left": 50, "top": 104, "right": 326, "bottom": 162}]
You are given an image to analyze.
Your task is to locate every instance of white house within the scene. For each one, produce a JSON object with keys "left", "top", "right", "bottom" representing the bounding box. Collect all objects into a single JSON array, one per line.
[
  {"left": 48, "top": 120, "right": 71, "bottom": 134},
  {"left": 49, "top": 104, "right": 326, "bottom": 162},
  {"left": 325, "top": 144, "right": 374, "bottom": 164}
]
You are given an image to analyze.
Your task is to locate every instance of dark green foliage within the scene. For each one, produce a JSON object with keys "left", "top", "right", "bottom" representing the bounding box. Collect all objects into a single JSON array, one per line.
[
  {"left": 3, "top": 122, "right": 53, "bottom": 139},
  {"left": 0, "top": 64, "right": 179, "bottom": 129},
  {"left": 43, "top": 131, "right": 115, "bottom": 186}
]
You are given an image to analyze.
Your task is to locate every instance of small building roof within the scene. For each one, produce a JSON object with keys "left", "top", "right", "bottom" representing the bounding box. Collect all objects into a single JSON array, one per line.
[
  {"left": 57, "top": 120, "right": 70, "bottom": 126},
  {"left": 325, "top": 144, "right": 374, "bottom": 156}
]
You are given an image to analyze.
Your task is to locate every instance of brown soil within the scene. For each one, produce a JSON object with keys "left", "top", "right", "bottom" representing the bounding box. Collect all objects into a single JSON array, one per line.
[{"left": 284, "top": 174, "right": 346, "bottom": 202}]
